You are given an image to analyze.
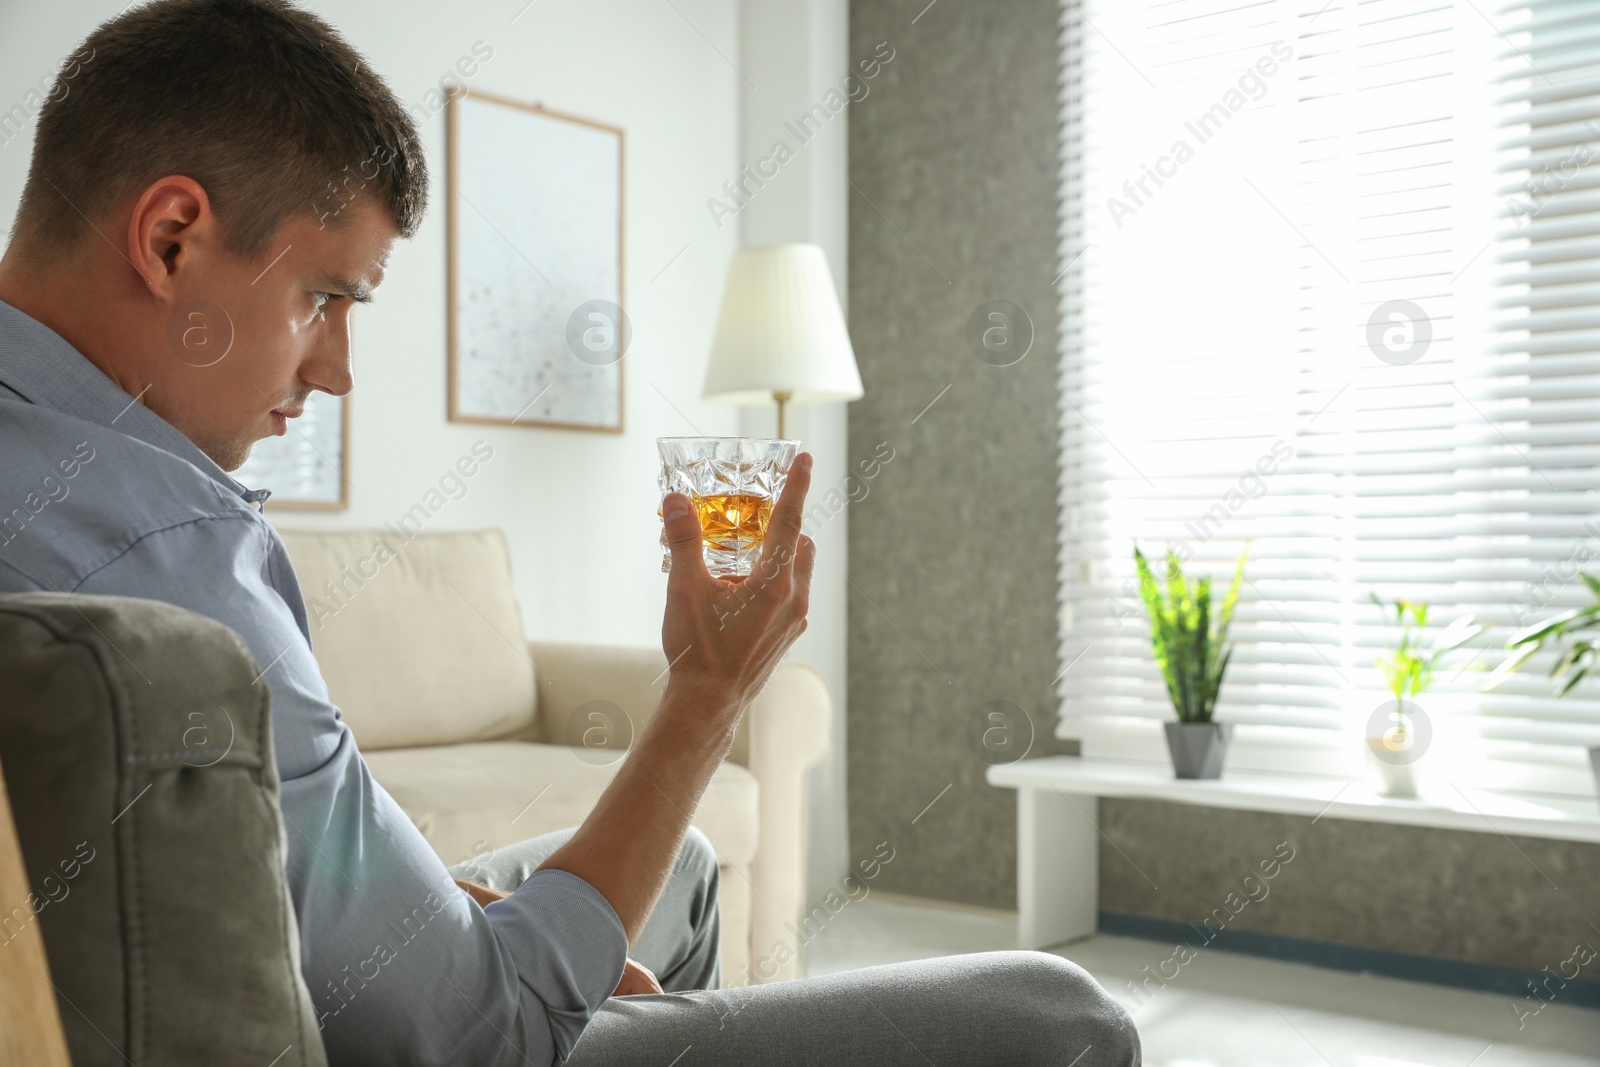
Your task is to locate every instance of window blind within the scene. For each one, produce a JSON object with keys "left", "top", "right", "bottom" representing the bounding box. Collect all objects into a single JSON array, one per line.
[{"left": 1055, "top": 0, "right": 1600, "bottom": 795}]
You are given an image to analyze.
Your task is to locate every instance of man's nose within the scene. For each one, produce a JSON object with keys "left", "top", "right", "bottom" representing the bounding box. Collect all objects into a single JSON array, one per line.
[{"left": 303, "top": 319, "right": 354, "bottom": 397}]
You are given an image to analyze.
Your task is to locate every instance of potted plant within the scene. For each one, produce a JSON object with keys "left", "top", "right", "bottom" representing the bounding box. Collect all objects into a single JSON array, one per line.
[
  {"left": 1487, "top": 573, "right": 1600, "bottom": 800},
  {"left": 1366, "top": 595, "right": 1482, "bottom": 797},
  {"left": 1133, "top": 546, "right": 1247, "bottom": 779}
]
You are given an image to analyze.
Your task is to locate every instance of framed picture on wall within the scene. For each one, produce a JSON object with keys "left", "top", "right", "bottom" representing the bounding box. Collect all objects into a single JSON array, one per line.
[
  {"left": 447, "top": 90, "right": 626, "bottom": 432},
  {"left": 234, "top": 391, "right": 349, "bottom": 510}
]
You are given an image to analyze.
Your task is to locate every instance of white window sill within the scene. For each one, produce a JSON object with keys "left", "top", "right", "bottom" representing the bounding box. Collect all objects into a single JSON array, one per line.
[{"left": 987, "top": 756, "right": 1600, "bottom": 845}]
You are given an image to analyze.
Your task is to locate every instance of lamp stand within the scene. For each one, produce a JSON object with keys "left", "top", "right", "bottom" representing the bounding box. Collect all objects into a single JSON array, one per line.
[{"left": 773, "top": 389, "right": 793, "bottom": 440}]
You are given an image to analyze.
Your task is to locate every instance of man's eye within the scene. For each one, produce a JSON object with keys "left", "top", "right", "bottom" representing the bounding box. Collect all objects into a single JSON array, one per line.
[{"left": 312, "top": 291, "right": 334, "bottom": 312}]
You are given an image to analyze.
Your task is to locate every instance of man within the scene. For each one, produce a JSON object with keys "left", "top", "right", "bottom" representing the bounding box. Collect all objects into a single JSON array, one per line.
[{"left": 0, "top": 2, "right": 1139, "bottom": 1065}]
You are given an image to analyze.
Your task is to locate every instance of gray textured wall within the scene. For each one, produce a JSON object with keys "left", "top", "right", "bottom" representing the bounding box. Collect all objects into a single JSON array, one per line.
[
  {"left": 1100, "top": 800, "right": 1600, "bottom": 973},
  {"left": 846, "top": 0, "right": 1071, "bottom": 909},
  {"left": 845, "top": 0, "right": 1600, "bottom": 970}
]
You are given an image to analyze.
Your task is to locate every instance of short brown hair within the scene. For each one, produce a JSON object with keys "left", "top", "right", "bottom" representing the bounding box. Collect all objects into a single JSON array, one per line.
[{"left": 12, "top": 0, "right": 428, "bottom": 261}]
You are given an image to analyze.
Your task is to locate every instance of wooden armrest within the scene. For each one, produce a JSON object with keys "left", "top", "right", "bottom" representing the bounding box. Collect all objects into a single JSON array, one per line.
[{"left": 0, "top": 758, "right": 72, "bottom": 1067}]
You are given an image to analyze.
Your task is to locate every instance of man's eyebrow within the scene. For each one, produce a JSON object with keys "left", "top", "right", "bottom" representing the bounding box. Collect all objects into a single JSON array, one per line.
[{"left": 323, "top": 275, "right": 376, "bottom": 303}]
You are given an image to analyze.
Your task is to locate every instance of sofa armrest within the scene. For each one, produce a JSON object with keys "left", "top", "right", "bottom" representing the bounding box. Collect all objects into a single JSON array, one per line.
[
  {"left": 730, "top": 661, "right": 831, "bottom": 983},
  {"left": 526, "top": 641, "right": 832, "bottom": 984}
]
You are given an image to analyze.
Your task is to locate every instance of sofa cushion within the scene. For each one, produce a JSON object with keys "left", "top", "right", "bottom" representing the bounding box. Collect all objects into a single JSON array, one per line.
[
  {"left": 0, "top": 593, "right": 326, "bottom": 1067},
  {"left": 364, "top": 740, "right": 760, "bottom": 870},
  {"left": 277, "top": 528, "right": 536, "bottom": 750}
]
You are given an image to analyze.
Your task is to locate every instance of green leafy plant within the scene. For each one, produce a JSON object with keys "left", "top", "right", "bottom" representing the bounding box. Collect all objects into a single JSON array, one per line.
[
  {"left": 1486, "top": 573, "right": 1600, "bottom": 695},
  {"left": 1368, "top": 594, "right": 1483, "bottom": 705},
  {"left": 1133, "top": 546, "right": 1248, "bottom": 724}
]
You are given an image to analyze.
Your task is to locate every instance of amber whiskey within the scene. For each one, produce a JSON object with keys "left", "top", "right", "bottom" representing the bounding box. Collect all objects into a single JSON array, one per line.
[{"left": 692, "top": 493, "right": 773, "bottom": 551}]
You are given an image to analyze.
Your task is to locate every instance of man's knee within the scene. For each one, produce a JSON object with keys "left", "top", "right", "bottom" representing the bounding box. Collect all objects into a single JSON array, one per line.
[
  {"left": 678, "top": 824, "right": 716, "bottom": 870},
  {"left": 1005, "top": 951, "right": 1140, "bottom": 1066},
  {"left": 677, "top": 826, "right": 720, "bottom": 893},
  {"left": 675, "top": 825, "right": 721, "bottom": 938}
]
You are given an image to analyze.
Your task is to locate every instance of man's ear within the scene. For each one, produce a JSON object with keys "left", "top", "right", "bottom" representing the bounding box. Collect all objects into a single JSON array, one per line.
[{"left": 125, "top": 176, "right": 214, "bottom": 303}]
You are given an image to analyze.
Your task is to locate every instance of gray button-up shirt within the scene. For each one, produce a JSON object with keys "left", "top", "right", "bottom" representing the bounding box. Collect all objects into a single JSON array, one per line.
[{"left": 0, "top": 299, "right": 626, "bottom": 1066}]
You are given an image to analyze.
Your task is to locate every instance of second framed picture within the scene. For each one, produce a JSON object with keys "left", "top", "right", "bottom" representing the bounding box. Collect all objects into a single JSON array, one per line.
[
  {"left": 235, "top": 391, "right": 348, "bottom": 509},
  {"left": 447, "top": 90, "right": 626, "bottom": 432}
]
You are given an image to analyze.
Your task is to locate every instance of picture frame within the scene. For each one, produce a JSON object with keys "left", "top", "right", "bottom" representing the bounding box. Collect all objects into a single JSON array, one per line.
[{"left": 446, "top": 90, "right": 626, "bottom": 432}]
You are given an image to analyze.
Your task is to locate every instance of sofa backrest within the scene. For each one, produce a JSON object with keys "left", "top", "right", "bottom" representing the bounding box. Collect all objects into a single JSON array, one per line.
[
  {"left": 276, "top": 528, "right": 537, "bottom": 750},
  {"left": 0, "top": 593, "right": 327, "bottom": 1067}
]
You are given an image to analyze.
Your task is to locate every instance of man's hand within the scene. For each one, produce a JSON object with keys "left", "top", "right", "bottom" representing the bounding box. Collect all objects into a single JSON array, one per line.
[
  {"left": 612, "top": 957, "right": 663, "bottom": 997},
  {"left": 659, "top": 451, "right": 816, "bottom": 718},
  {"left": 455, "top": 878, "right": 509, "bottom": 908}
]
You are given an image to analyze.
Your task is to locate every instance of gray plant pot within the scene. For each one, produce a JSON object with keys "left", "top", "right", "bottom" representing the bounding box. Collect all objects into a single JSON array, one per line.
[
  {"left": 1164, "top": 722, "right": 1235, "bottom": 779},
  {"left": 1590, "top": 746, "right": 1600, "bottom": 803}
]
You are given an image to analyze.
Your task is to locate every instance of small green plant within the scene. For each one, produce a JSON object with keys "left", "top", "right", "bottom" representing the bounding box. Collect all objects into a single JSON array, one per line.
[
  {"left": 1486, "top": 573, "right": 1600, "bottom": 695},
  {"left": 1133, "top": 546, "right": 1248, "bottom": 724},
  {"left": 1368, "top": 595, "right": 1483, "bottom": 705}
]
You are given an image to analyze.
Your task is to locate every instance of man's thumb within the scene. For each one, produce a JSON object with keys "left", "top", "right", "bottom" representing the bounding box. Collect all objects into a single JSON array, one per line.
[{"left": 662, "top": 493, "right": 707, "bottom": 573}]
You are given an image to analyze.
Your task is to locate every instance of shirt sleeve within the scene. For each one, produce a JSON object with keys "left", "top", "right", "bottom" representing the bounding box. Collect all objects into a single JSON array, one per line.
[{"left": 73, "top": 515, "right": 629, "bottom": 1066}]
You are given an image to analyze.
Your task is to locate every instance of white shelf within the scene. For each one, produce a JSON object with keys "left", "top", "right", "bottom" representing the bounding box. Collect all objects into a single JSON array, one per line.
[{"left": 986, "top": 756, "right": 1600, "bottom": 845}]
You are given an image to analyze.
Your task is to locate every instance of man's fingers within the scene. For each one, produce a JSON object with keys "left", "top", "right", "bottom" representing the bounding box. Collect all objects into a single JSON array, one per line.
[
  {"left": 662, "top": 492, "right": 710, "bottom": 586},
  {"left": 758, "top": 452, "right": 812, "bottom": 575},
  {"left": 785, "top": 534, "right": 817, "bottom": 625},
  {"left": 795, "top": 534, "right": 817, "bottom": 599},
  {"left": 613, "top": 958, "right": 663, "bottom": 997}
]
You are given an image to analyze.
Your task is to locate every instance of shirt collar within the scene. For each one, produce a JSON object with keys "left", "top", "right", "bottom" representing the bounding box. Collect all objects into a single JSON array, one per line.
[{"left": 0, "top": 298, "right": 270, "bottom": 506}]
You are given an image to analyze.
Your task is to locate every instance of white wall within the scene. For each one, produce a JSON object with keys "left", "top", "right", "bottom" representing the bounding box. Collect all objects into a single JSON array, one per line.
[
  {"left": 735, "top": 0, "right": 853, "bottom": 907},
  {"left": 0, "top": 0, "right": 853, "bottom": 905}
]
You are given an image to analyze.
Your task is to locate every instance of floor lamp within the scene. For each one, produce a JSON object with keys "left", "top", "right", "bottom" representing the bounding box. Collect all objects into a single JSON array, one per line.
[{"left": 702, "top": 244, "right": 863, "bottom": 440}]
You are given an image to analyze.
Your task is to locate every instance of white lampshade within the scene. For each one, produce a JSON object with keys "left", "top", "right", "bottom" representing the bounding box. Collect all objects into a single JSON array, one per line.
[{"left": 702, "top": 244, "right": 864, "bottom": 405}]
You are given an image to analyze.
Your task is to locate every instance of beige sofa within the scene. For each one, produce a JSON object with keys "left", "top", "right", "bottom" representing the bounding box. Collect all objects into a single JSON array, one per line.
[{"left": 276, "top": 527, "right": 829, "bottom": 985}]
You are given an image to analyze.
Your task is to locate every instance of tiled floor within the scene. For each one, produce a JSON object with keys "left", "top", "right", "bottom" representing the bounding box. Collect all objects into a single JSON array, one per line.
[{"left": 802, "top": 894, "right": 1600, "bottom": 1066}]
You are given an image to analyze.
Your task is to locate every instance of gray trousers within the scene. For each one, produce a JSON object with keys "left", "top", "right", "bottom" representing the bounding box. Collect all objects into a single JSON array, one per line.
[{"left": 452, "top": 827, "right": 1140, "bottom": 1067}]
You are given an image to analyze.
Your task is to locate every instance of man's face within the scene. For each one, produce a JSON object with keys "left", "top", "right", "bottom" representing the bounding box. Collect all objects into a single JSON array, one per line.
[{"left": 153, "top": 201, "right": 398, "bottom": 471}]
